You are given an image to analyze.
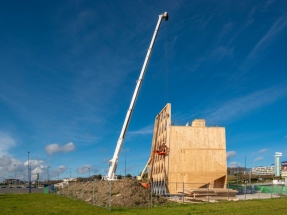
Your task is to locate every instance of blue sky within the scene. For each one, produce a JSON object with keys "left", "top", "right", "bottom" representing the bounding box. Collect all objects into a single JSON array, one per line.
[{"left": 0, "top": 0, "right": 287, "bottom": 181}]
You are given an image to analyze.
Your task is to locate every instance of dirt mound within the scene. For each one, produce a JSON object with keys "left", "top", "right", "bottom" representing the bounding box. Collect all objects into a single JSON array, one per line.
[{"left": 58, "top": 178, "right": 167, "bottom": 207}]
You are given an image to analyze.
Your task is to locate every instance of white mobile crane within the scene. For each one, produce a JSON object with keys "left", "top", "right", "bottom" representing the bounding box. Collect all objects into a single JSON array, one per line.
[{"left": 105, "top": 12, "right": 168, "bottom": 180}]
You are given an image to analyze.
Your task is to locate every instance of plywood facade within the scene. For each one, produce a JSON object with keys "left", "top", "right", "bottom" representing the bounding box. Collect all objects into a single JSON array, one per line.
[{"left": 148, "top": 103, "right": 227, "bottom": 194}]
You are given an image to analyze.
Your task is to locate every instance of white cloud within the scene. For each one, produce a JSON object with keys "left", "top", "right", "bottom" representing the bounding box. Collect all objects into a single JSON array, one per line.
[
  {"left": 0, "top": 132, "right": 16, "bottom": 156},
  {"left": 0, "top": 156, "right": 47, "bottom": 180},
  {"left": 45, "top": 142, "right": 75, "bottom": 155},
  {"left": 0, "top": 156, "right": 12, "bottom": 167},
  {"left": 55, "top": 165, "right": 67, "bottom": 173},
  {"left": 253, "top": 156, "right": 264, "bottom": 162},
  {"left": 228, "top": 161, "right": 240, "bottom": 167},
  {"left": 50, "top": 165, "right": 68, "bottom": 179},
  {"left": 227, "top": 151, "right": 236, "bottom": 160},
  {"left": 77, "top": 164, "right": 92, "bottom": 174}
]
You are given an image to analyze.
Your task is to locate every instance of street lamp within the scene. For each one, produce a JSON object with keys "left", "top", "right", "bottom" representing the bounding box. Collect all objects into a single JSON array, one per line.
[
  {"left": 47, "top": 166, "right": 50, "bottom": 182},
  {"left": 244, "top": 156, "right": 246, "bottom": 183},
  {"left": 236, "top": 162, "right": 238, "bottom": 187},
  {"left": 14, "top": 164, "right": 16, "bottom": 185},
  {"left": 28, "top": 152, "right": 31, "bottom": 193}
]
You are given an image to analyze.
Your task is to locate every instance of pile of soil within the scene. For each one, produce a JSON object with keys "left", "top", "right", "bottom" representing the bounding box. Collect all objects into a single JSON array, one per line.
[{"left": 58, "top": 178, "right": 167, "bottom": 207}]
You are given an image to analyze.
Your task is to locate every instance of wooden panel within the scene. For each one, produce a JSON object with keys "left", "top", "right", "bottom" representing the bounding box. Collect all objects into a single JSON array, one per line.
[
  {"left": 148, "top": 104, "right": 227, "bottom": 194},
  {"left": 148, "top": 103, "right": 171, "bottom": 182}
]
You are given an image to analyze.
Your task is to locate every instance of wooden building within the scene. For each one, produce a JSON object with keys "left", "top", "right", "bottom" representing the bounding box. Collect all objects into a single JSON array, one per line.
[{"left": 148, "top": 103, "right": 227, "bottom": 194}]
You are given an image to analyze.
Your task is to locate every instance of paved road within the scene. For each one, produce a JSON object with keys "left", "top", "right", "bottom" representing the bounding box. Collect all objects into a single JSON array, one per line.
[
  {"left": 236, "top": 193, "right": 280, "bottom": 200},
  {"left": 0, "top": 188, "right": 43, "bottom": 194}
]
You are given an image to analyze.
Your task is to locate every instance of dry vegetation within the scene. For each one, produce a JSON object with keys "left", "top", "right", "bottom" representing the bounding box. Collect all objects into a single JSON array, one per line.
[{"left": 58, "top": 178, "right": 167, "bottom": 207}]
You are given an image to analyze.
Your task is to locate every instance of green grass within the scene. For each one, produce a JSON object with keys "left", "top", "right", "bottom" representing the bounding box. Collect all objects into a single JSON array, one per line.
[{"left": 0, "top": 194, "right": 287, "bottom": 215}]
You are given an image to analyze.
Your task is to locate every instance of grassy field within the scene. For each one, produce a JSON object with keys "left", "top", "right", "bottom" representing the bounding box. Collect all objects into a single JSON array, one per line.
[{"left": 0, "top": 194, "right": 287, "bottom": 215}]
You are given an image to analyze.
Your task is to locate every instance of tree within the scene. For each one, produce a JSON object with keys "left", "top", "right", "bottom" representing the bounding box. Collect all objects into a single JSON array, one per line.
[
  {"left": 94, "top": 174, "right": 102, "bottom": 180},
  {"left": 126, "top": 174, "right": 132, "bottom": 178}
]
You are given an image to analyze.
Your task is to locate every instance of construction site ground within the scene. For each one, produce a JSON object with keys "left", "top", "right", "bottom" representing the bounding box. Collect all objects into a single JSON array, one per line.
[
  {"left": 58, "top": 179, "right": 282, "bottom": 207},
  {"left": 58, "top": 178, "right": 167, "bottom": 208}
]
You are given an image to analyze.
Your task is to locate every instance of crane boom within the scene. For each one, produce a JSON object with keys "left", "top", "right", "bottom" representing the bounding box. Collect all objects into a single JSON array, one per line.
[{"left": 106, "top": 12, "right": 168, "bottom": 180}]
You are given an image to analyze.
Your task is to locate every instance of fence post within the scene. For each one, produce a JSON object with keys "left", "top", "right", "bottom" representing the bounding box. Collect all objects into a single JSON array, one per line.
[
  {"left": 82, "top": 182, "right": 84, "bottom": 201},
  {"left": 150, "top": 181, "right": 153, "bottom": 208},
  {"left": 244, "top": 183, "right": 246, "bottom": 200},
  {"left": 93, "top": 179, "right": 95, "bottom": 206},
  {"left": 68, "top": 182, "right": 69, "bottom": 198},
  {"left": 227, "top": 183, "right": 229, "bottom": 201},
  {"left": 207, "top": 183, "right": 210, "bottom": 203},
  {"left": 182, "top": 182, "right": 184, "bottom": 203},
  {"left": 109, "top": 180, "right": 112, "bottom": 211}
]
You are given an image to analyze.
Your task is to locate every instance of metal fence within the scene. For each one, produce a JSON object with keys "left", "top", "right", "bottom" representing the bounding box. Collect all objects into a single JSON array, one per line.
[{"left": 47, "top": 180, "right": 287, "bottom": 210}]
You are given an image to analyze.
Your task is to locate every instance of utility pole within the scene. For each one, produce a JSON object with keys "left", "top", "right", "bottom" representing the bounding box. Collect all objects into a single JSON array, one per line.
[
  {"left": 236, "top": 162, "right": 238, "bottom": 187},
  {"left": 47, "top": 166, "right": 50, "bottom": 182},
  {"left": 244, "top": 156, "right": 246, "bottom": 183},
  {"left": 28, "top": 152, "right": 31, "bottom": 193},
  {"left": 14, "top": 164, "right": 16, "bottom": 185}
]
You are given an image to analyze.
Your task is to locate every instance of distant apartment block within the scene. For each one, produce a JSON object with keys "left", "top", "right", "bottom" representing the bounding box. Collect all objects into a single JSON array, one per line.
[
  {"left": 281, "top": 161, "right": 287, "bottom": 178},
  {"left": 252, "top": 166, "right": 275, "bottom": 175}
]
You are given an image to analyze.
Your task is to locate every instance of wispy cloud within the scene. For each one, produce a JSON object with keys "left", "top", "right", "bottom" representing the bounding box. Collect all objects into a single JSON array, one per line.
[
  {"left": 254, "top": 156, "right": 264, "bottom": 162},
  {"left": 252, "top": 148, "right": 268, "bottom": 155},
  {"left": 258, "top": 148, "right": 267, "bottom": 154},
  {"left": 227, "top": 151, "right": 236, "bottom": 160},
  {"left": 128, "top": 125, "right": 154, "bottom": 135},
  {"left": 121, "top": 148, "right": 130, "bottom": 153},
  {"left": 45, "top": 142, "right": 75, "bottom": 155},
  {"left": 211, "top": 46, "right": 234, "bottom": 61},
  {"left": 238, "top": 14, "right": 287, "bottom": 74},
  {"left": 248, "top": 15, "right": 287, "bottom": 60},
  {"left": 207, "top": 86, "right": 287, "bottom": 123}
]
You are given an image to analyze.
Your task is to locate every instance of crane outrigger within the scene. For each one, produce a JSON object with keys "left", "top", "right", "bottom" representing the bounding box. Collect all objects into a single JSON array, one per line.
[{"left": 105, "top": 12, "right": 168, "bottom": 180}]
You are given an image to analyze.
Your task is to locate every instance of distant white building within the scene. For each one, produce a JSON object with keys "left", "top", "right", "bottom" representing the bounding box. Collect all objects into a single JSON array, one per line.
[
  {"left": 252, "top": 165, "right": 275, "bottom": 175},
  {"left": 4, "top": 179, "right": 21, "bottom": 184},
  {"left": 281, "top": 161, "right": 287, "bottom": 178},
  {"left": 275, "top": 152, "right": 282, "bottom": 177},
  {"left": 54, "top": 178, "right": 76, "bottom": 188}
]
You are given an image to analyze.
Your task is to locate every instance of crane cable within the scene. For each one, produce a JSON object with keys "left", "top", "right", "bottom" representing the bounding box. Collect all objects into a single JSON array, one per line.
[{"left": 164, "top": 20, "right": 168, "bottom": 104}]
